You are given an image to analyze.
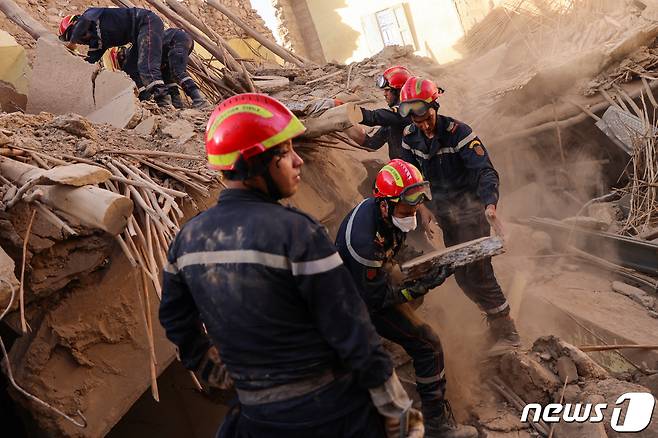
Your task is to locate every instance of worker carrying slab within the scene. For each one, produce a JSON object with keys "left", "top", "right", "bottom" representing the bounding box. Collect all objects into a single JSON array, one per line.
[
  {"left": 58, "top": 8, "right": 173, "bottom": 107},
  {"left": 351, "top": 66, "right": 443, "bottom": 160},
  {"left": 398, "top": 76, "right": 521, "bottom": 356},
  {"left": 110, "top": 28, "right": 209, "bottom": 109},
  {"left": 336, "top": 158, "right": 478, "bottom": 438},
  {"left": 159, "top": 94, "right": 424, "bottom": 438}
]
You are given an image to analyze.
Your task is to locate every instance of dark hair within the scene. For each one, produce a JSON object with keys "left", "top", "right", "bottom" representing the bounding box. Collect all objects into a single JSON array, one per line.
[{"left": 220, "top": 145, "right": 283, "bottom": 181}]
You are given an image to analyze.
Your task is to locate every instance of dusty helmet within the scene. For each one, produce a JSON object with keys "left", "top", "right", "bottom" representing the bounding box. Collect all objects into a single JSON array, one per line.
[
  {"left": 205, "top": 94, "right": 306, "bottom": 171},
  {"left": 376, "top": 66, "right": 412, "bottom": 90},
  {"left": 58, "top": 15, "right": 79, "bottom": 41},
  {"left": 373, "top": 159, "right": 431, "bottom": 205}
]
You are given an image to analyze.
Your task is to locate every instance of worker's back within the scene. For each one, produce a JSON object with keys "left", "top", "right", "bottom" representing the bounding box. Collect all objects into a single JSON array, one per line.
[{"left": 161, "top": 188, "right": 390, "bottom": 392}]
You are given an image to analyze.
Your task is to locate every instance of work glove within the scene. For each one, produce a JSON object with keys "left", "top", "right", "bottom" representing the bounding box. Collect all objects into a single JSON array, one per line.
[
  {"left": 195, "top": 346, "right": 233, "bottom": 390},
  {"left": 369, "top": 371, "right": 424, "bottom": 438},
  {"left": 385, "top": 408, "right": 424, "bottom": 438},
  {"left": 417, "top": 264, "right": 454, "bottom": 290}
]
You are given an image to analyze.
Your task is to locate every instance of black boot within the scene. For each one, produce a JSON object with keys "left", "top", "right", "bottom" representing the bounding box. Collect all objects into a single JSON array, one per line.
[
  {"left": 182, "top": 80, "right": 209, "bottom": 109},
  {"left": 153, "top": 84, "right": 173, "bottom": 108},
  {"left": 425, "top": 402, "right": 478, "bottom": 438},
  {"left": 168, "top": 85, "right": 185, "bottom": 109},
  {"left": 487, "top": 313, "right": 521, "bottom": 357}
]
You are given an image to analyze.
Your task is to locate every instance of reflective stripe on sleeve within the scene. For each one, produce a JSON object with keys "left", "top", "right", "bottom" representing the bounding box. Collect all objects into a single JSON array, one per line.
[
  {"left": 291, "top": 252, "right": 343, "bottom": 276},
  {"left": 345, "top": 200, "right": 383, "bottom": 268}
]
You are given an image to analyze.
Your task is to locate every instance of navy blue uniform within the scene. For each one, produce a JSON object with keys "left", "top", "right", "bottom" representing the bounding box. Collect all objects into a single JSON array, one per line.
[
  {"left": 70, "top": 7, "right": 165, "bottom": 91},
  {"left": 160, "top": 189, "right": 390, "bottom": 437},
  {"left": 336, "top": 197, "right": 446, "bottom": 421},
  {"left": 401, "top": 115, "right": 509, "bottom": 316},
  {"left": 122, "top": 28, "right": 195, "bottom": 91},
  {"left": 360, "top": 106, "right": 411, "bottom": 160}
]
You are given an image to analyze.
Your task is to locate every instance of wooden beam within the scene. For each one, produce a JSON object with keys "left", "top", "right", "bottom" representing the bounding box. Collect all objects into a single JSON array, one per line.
[
  {"left": 204, "top": 0, "right": 307, "bottom": 68},
  {"left": 0, "top": 0, "right": 53, "bottom": 41}
]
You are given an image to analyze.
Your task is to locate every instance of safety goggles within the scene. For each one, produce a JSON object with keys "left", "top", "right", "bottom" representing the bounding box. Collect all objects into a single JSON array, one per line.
[
  {"left": 398, "top": 100, "right": 431, "bottom": 118},
  {"left": 376, "top": 74, "right": 390, "bottom": 89},
  {"left": 396, "top": 182, "right": 432, "bottom": 205}
]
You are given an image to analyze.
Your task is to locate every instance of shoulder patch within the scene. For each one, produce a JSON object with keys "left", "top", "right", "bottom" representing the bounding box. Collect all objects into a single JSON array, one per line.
[
  {"left": 447, "top": 121, "right": 459, "bottom": 133},
  {"left": 468, "top": 139, "right": 485, "bottom": 156},
  {"left": 403, "top": 124, "right": 413, "bottom": 136}
]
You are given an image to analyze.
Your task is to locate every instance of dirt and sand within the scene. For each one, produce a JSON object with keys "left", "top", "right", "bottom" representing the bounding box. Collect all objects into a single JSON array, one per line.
[{"left": 0, "top": 0, "right": 657, "bottom": 437}]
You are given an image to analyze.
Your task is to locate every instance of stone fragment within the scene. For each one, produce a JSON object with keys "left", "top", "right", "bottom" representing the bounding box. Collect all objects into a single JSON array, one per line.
[
  {"left": 500, "top": 350, "right": 562, "bottom": 405},
  {"left": 133, "top": 116, "right": 158, "bottom": 136},
  {"left": 49, "top": 113, "right": 97, "bottom": 139},
  {"left": 162, "top": 119, "right": 195, "bottom": 139},
  {"left": 556, "top": 356, "right": 579, "bottom": 383},
  {"left": 611, "top": 281, "right": 656, "bottom": 309}
]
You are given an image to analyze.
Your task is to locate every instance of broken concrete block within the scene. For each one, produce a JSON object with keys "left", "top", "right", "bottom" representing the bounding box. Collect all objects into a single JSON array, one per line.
[
  {"left": 562, "top": 216, "right": 610, "bottom": 231},
  {"left": 162, "top": 119, "right": 195, "bottom": 139},
  {"left": 87, "top": 89, "right": 142, "bottom": 129},
  {"left": 611, "top": 281, "right": 656, "bottom": 309},
  {"left": 49, "top": 113, "right": 98, "bottom": 139},
  {"left": 0, "top": 30, "right": 30, "bottom": 95},
  {"left": 500, "top": 350, "right": 562, "bottom": 405},
  {"left": 533, "top": 336, "right": 609, "bottom": 380},
  {"left": 587, "top": 202, "right": 618, "bottom": 227},
  {"left": 556, "top": 356, "right": 579, "bottom": 383},
  {"left": 27, "top": 38, "right": 96, "bottom": 117},
  {"left": 74, "top": 139, "right": 101, "bottom": 158},
  {"left": 133, "top": 116, "right": 158, "bottom": 136},
  {"left": 0, "top": 81, "right": 27, "bottom": 113}
]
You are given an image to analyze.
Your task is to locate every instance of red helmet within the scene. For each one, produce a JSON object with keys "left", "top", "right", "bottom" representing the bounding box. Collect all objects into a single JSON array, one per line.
[
  {"left": 374, "top": 159, "right": 431, "bottom": 205},
  {"left": 205, "top": 94, "right": 306, "bottom": 170},
  {"left": 58, "top": 14, "right": 79, "bottom": 41},
  {"left": 399, "top": 77, "right": 442, "bottom": 117},
  {"left": 376, "top": 66, "right": 412, "bottom": 90}
]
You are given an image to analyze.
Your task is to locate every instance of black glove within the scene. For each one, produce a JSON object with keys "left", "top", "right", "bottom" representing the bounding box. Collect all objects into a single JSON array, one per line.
[
  {"left": 417, "top": 264, "right": 454, "bottom": 290},
  {"left": 399, "top": 284, "right": 429, "bottom": 302}
]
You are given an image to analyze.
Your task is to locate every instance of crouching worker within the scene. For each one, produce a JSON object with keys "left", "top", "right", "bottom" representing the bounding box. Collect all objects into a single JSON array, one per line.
[
  {"left": 336, "top": 159, "right": 478, "bottom": 438},
  {"left": 111, "top": 28, "right": 208, "bottom": 109},
  {"left": 58, "top": 8, "right": 173, "bottom": 107},
  {"left": 159, "top": 94, "right": 423, "bottom": 438}
]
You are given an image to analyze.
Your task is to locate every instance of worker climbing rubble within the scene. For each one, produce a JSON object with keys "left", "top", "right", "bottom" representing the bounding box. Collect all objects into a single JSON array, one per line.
[
  {"left": 399, "top": 77, "right": 521, "bottom": 356},
  {"left": 336, "top": 158, "right": 478, "bottom": 438},
  {"left": 159, "top": 94, "right": 424, "bottom": 437},
  {"left": 58, "top": 7, "right": 173, "bottom": 107},
  {"left": 110, "top": 28, "right": 209, "bottom": 109},
  {"left": 351, "top": 65, "right": 416, "bottom": 159}
]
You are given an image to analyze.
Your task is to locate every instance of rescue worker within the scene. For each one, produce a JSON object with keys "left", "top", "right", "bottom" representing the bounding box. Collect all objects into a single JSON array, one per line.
[
  {"left": 398, "top": 77, "right": 521, "bottom": 355},
  {"left": 336, "top": 159, "right": 478, "bottom": 438},
  {"left": 111, "top": 28, "right": 208, "bottom": 109},
  {"left": 159, "top": 94, "right": 424, "bottom": 438},
  {"left": 354, "top": 66, "right": 414, "bottom": 159},
  {"left": 58, "top": 8, "right": 172, "bottom": 107}
]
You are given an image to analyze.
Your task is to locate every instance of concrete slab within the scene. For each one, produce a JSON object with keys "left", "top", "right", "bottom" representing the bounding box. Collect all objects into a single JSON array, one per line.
[
  {"left": 27, "top": 40, "right": 141, "bottom": 129},
  {"left": 87, "top": 86, "right": 142, "bottom": 129},
  {"left": 27, "top": 38, "right": 96, "bottom": 117},
  {"left": 0, "top": 30, "right": 30, "bottom": 94},
  {"left": 0, "top": 80, "right": 26, "bottom": 113}
]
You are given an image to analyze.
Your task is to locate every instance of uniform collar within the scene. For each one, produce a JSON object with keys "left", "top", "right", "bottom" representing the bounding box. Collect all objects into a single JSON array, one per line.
[{"left": 218, "top": 188, "right": 279, "bottom": 204}]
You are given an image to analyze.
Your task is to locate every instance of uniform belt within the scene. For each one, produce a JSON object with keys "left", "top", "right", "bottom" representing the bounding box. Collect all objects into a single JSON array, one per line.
[{"left": 236, "top": 370, "right": 336, "bottom": 405}]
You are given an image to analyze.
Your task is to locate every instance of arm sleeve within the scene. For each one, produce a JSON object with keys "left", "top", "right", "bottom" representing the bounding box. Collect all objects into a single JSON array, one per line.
[
  {"left": 361, "top": 107, "right": 405, "bottom": 127},
  {"left": 292, "top": 226, "right": 393, "bottom": 389},
  {"left": 69, "top": 17, "right": 94, "bottom": 44},
  {"left": 85, "top": 48, "right": 106, "bottom": 64},
  {"left": 159, "top": 237, "right": 211, "bottom": 370},
  {"left": 400, "top": 139, "right": 420, "bottom": 168},
  {"left": 362, "top": 127, "right": 390, "bottom": 151},
  {"left": 457, "top": 129, "right": 500, "bottom": 206}
]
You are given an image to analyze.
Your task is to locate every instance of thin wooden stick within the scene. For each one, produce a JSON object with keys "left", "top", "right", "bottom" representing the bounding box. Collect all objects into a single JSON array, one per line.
[
  {"left": 135, "top": 271, "right": 159, "bottom": 401},
  {"left": 33, "top": 201, "right": 77, "bottom": 236},
  {"left": 115, "top": 235, "right": 138, "bottom": 267},
  {"left": 105, "top": 149, "right": 203, "bottom": 161},
  {"left": 110, "top": 175, "right": 187, "bottom": 198},
  {"left": 19, "top": 209, "right": 36, "bottom": 333},
  {"left": 579, "top": 344, "right": 658, "bottom": 352}
]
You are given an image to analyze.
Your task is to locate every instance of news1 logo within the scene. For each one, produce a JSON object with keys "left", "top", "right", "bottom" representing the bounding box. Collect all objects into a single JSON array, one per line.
[{"left": 521, "top": 392, "right": 656, "bottom": 432}]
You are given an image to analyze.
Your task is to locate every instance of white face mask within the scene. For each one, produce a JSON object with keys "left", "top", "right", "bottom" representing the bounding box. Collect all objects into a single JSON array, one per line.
[{"left": 392, "top": 214, "right": 417, "bottom": 232}]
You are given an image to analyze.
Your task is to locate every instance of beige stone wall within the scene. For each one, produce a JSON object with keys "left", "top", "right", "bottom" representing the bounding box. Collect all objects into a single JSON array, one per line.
[
  {"left": 183, "top": 0, "right": 274, "bottom": 41},
  {"left": 273, "top": 0, "right": 324, "bottom": 63}
]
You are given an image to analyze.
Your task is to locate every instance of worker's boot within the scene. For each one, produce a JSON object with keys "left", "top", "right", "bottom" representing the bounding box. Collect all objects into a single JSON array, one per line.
[
  {"left": 182, "top": 81, "right": 209, "bottom": 109},
  {"left": 153, "top": 85, "right": 174, "bottom": 108},
  {"left": 168, "top": 85, "right": 185, "bottom": 109},
  {"left": 425, "top": 402, "right": 478, "bottom": 438},
  {"left": 487, "top": 313, "right": 521, "bottom": 357}
]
